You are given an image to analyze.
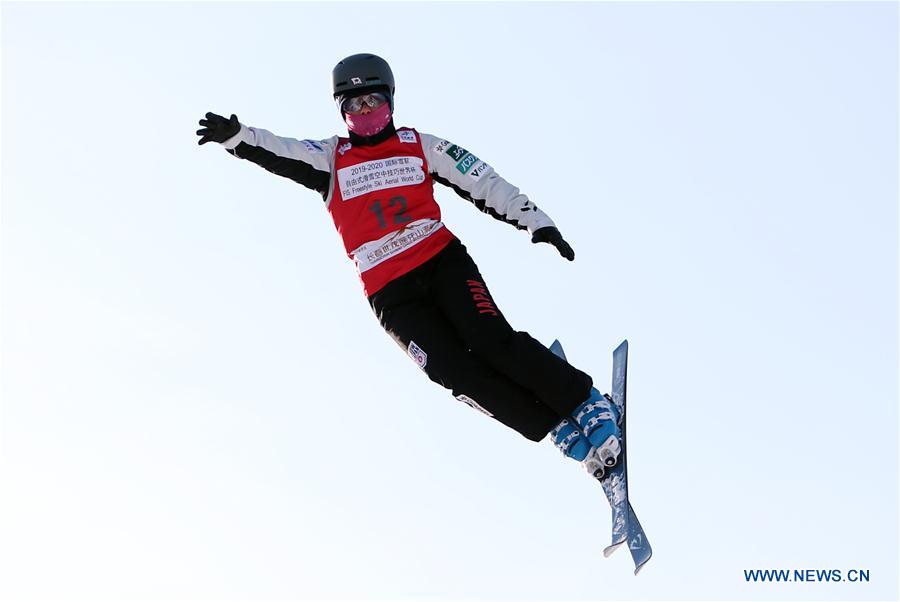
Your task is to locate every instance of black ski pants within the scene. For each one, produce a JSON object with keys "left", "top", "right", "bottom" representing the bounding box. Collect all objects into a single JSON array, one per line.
[{"left": 367, "top": 239, "right": 592, "bottom": 441}]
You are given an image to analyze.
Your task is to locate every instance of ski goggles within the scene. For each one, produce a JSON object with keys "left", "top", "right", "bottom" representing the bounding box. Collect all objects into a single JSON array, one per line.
[{"left": 340, "top": 92, "right": 389, "bottom": 114}]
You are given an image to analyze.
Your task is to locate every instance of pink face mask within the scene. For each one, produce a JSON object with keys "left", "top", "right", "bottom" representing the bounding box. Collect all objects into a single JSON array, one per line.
[{"left": 344, "top": 102, "right": 392, "bottom": 136}]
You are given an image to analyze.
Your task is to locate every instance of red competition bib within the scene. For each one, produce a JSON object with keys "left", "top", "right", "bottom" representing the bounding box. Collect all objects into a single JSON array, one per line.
[{"left": 328, "top": 127, "right": 456, "bottom": 296}]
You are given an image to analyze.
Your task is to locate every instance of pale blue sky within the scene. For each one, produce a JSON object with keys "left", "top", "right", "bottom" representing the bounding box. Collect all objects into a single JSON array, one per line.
[{"left": 2, "top": 2, "right": 897, "bottom": 600}]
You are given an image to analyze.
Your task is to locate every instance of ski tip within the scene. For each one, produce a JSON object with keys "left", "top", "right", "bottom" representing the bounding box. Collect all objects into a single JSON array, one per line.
[
  {"left": 549, "top": 339, "right": 566, "bottom": 360},
  {"left": 603, "top": 540, "right": 626, "bottom": 558},
  {"left": 615, "top": 339, "right": 629, "bottom": 354},
  {"left": 633, "top": 554, "right": 652, "bottom": 576}
]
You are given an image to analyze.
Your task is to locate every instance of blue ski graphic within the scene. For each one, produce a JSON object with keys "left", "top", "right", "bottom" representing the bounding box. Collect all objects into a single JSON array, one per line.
[{"left": 550, "top": 339, "right": 652, "bottom": 575}]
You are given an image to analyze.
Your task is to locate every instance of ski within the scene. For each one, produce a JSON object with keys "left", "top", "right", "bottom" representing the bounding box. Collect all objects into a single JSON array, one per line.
[
  {"left": 550, "top": 339, "right": 652, "bottom": 575},
  {"left": 604, "top": 341, "right": 652, "bottom": 574}
]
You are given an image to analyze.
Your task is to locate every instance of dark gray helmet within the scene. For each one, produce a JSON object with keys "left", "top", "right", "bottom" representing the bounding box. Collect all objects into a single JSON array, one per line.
[{"left": 332, "top": 53, "right": 395, "bottom": 110}]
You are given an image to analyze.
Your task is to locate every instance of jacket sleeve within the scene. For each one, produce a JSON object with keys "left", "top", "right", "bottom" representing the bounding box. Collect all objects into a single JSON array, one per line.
[
  {"left": 419, "top": 132, "right": 556, "bottom": 234},
  {"left": 220, "top": 124, "right": 337, "bottom": 201}
]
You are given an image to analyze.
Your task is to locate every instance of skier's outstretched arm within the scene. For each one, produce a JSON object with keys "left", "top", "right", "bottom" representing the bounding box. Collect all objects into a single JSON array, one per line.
[
  {"left": 419, "top": 133, "right": 574, "bottom": 260},
  {"left": 197, "top": 112, "right": 336, "bottom": 199}
]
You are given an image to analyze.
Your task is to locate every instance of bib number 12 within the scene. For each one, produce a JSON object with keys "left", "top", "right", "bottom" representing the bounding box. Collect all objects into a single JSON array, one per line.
[{"left": 369, "top": 195, "right": 412, "bottom": 229}]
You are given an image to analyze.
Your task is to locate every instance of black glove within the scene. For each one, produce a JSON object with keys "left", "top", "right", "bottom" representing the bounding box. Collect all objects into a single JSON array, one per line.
[
  {"left": 196, "top": 112, "right": 241, "bottom": 145},
  {"left": 531, "top": 226, "right": 575, "bottom": 261}
]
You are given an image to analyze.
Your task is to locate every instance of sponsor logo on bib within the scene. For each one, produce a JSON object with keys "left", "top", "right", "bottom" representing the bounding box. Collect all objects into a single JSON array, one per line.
[{"left": 352, "top": 219, "right": 444, "bottom": 273}]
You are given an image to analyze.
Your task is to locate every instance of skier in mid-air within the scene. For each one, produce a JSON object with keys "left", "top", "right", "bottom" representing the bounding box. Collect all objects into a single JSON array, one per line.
[{"left": 196, "top": 53, "right": 621, "bottom": 474}]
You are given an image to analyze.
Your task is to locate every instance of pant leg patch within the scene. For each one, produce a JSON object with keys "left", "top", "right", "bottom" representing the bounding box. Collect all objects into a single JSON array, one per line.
[
  {"left": 407, "top": 340, "right": 428, "bottom": 369},
  {"left": 455, "top": 394, "right": 494, "bottom": 417}
]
